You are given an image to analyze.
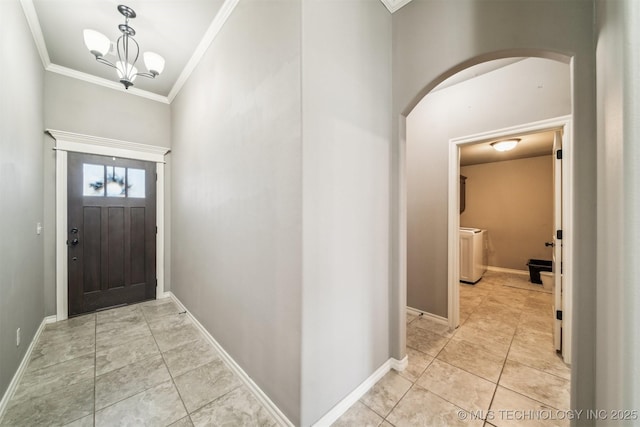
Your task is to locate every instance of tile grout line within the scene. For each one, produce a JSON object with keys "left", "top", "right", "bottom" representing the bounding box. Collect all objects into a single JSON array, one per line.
[
  {"left": 385, "top": 317, "right": 463, "bottom": 422},
  {"left": 92, "top": 304, "right": 186, "bottom": 419},
  {"left": 144, "top": 301, "right": 249, "bottom": 423},
  {"left": 484, "top": 272, "right": 566, "bottom": 422},
  {"left": 409, "top": 275, "right": 523, "bottom": 423},
  {"left": 147, "top": 303, "right": 247, "bottom": 424},
  {"left": 480, "top": 275, "right": 523, "bottom": 423},
  {"left": 141, "top": 303, "right": 192, "bottom": 426},
  {"left": 350, "top": 273, "right": 566, "bottom": 426}
]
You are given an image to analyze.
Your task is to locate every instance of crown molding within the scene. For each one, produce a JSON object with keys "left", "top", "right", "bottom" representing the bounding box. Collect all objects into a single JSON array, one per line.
[
  {"left": 46, "top": 64, "right": 170, "bottom": 104},
  {"left": 167, "top": 0, "right": 240, "bottom": 103},
  {"left": 20, "top": 0, "right": 51, "bottom": 68},
  {"left": 379, "top": 0, "right": 414, "bottom": 13}
]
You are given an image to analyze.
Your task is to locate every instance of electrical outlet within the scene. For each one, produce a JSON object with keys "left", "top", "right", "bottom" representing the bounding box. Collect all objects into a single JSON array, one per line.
[{"left": 16, "top": 328, "right": 21, "bottom": 347}]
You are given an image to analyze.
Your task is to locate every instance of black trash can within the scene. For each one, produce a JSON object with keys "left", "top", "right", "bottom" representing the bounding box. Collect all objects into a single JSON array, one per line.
[{"left": 527, "top": 259, "right": 552, "bottom": 284}]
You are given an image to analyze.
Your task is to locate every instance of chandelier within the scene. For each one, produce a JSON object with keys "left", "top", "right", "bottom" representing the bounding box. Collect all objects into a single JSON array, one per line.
[{"left": 83, "top": 5, "right": 165, "bottom": 90}]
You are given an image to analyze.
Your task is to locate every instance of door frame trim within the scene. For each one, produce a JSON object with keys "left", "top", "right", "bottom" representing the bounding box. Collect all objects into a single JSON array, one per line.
[
  {"left": 47, "top": 129, "right": 170, "bottom": 321},
  {"left": 447, "top": 115, "right": 573, "bottom": 362}
]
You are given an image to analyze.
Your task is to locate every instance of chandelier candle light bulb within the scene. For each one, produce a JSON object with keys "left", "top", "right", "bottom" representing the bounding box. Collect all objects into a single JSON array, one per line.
[
  {"left": 83, "top": 29, "right": 111, "bottom": 57},
  {"left": 143, "top": 52, "right": 165, "bottom": 76},
  {"left": 116, "top": 62, "right": 138, "bottom": 83},
  {"left": 83, "top": 4, "right": 164, "bottom": 89}
]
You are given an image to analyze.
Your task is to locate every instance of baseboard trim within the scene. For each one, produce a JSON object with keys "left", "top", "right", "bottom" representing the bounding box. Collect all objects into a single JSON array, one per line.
[
  {"left": 167, "top": 293, "right": 294, "bottom": 427},
  {"left": 486, "top": 266, "right": 529, "bottom": 276},
  {"left": 391, "top": 355, "right": 409, "bottom": 372},
  {"left": 406, "top": 306, "right": 448, "bottom": 325},
  {"left": 311, "top": 356, "right": 406, "bottom": 427},
  {"left": 0, "top": 316, "right": 50, "bottom": 422}
]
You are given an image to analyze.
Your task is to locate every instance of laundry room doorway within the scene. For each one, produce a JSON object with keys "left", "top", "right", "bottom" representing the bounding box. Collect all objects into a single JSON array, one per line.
[{"left": 447, "top": 117, "right": 573, "bottom": 363}]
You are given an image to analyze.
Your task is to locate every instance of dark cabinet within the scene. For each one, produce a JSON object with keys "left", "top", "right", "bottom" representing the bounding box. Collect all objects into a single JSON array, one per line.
[{"left": 460, "top": 175, "right": 467, "bottom": 214}]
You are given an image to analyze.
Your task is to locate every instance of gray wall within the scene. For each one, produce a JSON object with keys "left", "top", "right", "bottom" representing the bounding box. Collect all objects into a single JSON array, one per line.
[
  {"left": 595, "top": 0, "right": 640, "bottom": 417},
  {"left": 44, "top": 73, "right": 171, "bottom": 147},
  {"left": 43, "top": 72, "right": 171, "bottom": 315},
  {"left": 300, "top": 0, "right": 391, "bottom": 424},
  {"left": 406, "top": 58, "right": 569, "bottom": 316},
  {"left": 170, "top": 0, "right": 303, "bottom": 423},
  {"left": 0, "top": 0, "right": 45, "bottom": 398},
  {"left": 461, "top": 156, "right": 554, "bottom": 271},
  {"left": 391, "top": 0, "right": 596, "bottom": 414}
]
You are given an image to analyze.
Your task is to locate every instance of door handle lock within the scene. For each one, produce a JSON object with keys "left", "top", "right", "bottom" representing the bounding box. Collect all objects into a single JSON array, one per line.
[{"left": 545, "top": 241, "right": 555, "bottom": 247}]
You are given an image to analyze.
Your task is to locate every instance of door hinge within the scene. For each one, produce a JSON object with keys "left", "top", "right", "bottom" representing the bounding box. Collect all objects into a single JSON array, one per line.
[
  {"left": 556, "top": 149, "right": 563, "bottom": 160},
  {"left": 556, "top": 229, "right": 563, "bottom": 240},
  {"left": 155, "top": 279, "right": 157, "bottom": 288},
  {"left": 155, "top": 226, "right": 158, "bottom": 234},
  {"left": 556, "top": 310, "right": 563, "bottom": 320}
]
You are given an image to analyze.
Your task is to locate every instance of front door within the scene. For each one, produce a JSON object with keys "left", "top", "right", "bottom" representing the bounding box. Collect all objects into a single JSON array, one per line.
[{"left": 68, "top": 152, "right": 156, "bottom": 316}]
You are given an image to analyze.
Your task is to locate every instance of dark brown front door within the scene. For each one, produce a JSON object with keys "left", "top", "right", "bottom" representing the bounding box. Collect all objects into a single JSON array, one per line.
[{"left": 68, "top": 152, "right": 157, "bottom": 316}]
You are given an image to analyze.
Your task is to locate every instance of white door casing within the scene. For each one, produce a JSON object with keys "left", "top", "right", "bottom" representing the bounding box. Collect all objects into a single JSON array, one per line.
[
  {"left": 447, "top": 116, "right": 573, "bottom": 363},
  {"left": 48, "top": 129, "right": 169, "bottom": 321},
  {"left": 553, "top": 130, "right": 563, "bottom": 352}
]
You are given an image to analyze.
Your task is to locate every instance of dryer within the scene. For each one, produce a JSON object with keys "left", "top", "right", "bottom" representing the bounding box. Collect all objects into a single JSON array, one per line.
[{"left": 460, "top": 228, "right": 487, "bottom": 284}]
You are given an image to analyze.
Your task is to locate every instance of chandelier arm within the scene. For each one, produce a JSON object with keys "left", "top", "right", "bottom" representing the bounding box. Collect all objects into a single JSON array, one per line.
[
  {"left": 129, "top": 36, "right": 140, "bottom": 70},
  {"left": 132, "top": 72, "right": 157, "bottom": 80},
  {"left": 95, "top": 56, "right": 117, "bottom": 70},
  {"left": 116, "top": 34, "right": 140, "bottom": 76}
]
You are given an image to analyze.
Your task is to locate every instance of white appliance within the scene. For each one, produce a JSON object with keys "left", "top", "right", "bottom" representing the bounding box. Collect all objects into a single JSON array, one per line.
[{"left": 460, "top": 228, "right": 487, "bottom": 283}]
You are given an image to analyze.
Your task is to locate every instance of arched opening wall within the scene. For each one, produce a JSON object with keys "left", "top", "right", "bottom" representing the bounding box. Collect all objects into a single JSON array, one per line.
[
  {"left": 389, "top": 0, "right": 596, "bottom": 414},
  {"left": 405, "top": 56, "right": 571, "bottom": 319}
]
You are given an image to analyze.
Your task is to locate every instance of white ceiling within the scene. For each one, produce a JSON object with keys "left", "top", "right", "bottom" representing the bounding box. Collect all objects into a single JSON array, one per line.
[{"left": 460, "top": 130, "right": 557, "bottom": 166}]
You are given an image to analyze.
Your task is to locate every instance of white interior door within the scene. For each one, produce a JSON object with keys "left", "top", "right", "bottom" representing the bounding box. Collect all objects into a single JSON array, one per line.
[{"left": 552, "top": 130, "right": 563, "bottom": 353}]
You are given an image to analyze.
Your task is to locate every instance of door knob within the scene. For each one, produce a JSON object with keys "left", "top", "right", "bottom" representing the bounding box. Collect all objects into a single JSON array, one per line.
[
  {"left": 71, "top": 238, "right": 79, "bottom": 246},
  {"left": 545, "top": 242, "right": 554, "bottom": 247}
]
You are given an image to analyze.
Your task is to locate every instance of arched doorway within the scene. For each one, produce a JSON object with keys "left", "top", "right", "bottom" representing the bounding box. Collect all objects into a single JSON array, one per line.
[{"left": 392, "top": 53, "right": 574, "bottom": 422}]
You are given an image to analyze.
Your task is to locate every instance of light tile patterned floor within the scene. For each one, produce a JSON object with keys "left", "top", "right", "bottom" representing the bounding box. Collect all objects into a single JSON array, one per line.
[
  {"left": 333, "top": 271, "right": 570, "bottom": 427},
  {"left": 0, "top": 298, "right": 276, "bottom": 427}
]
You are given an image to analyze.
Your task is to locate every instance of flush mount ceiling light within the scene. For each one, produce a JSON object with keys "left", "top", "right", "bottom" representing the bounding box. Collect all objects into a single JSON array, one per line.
[
  {"left": 491, "top": 138, "right": 520, "bottom": 152},
  {"left": 83, "top": 5, "right": 165, "bottom": 90}
]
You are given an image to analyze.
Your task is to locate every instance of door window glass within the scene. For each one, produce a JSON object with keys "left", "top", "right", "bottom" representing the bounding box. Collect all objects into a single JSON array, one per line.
[
  {"left": 127, "top": 168, "right": 145, "bottom": 198},
  {"left": 106, "top": 166, "right": 127, "bottom": 197},
  {"left": 83, "top": 164, "right": 146, "bottom": 198},
  {"left": 83, "top": 163, "right": 105, "bottom": 196}
]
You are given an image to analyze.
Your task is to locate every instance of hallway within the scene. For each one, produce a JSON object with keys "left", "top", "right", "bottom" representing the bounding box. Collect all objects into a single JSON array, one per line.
[
  {"left": 0, "top": 299, "right": 276, "bottom": 426},
  {"left": 334, "top": 271, "right": 570, "bottom": 426}
]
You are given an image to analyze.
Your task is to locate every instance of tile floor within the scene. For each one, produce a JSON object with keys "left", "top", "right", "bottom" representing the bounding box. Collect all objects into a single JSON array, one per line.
[
  {"left": 1, "top": 272, "right": 569, "bottom": 427},
  {"left": 333, "top": 271, "right": 570, "bottom": 427},
  {"left": 0, "top": 298, "right": 276, "bottom": 427}
]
